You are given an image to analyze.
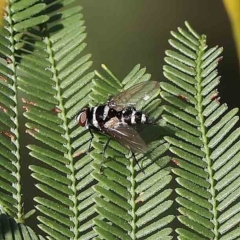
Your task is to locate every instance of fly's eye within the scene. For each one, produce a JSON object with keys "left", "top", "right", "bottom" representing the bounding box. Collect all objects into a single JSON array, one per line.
[{"left": 77, "top": 111, "right": 87, "bottom": 127}]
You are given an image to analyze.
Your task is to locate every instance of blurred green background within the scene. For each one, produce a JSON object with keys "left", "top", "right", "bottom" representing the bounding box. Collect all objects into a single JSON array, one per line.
[{"left": 80, "top": 0, "right": 240, "bottom": 109}]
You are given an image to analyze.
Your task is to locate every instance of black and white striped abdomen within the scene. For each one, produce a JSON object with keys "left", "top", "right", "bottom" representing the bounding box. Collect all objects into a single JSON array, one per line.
[
  {"left": 120, "top": 107, "right": 149, "bottom": 125},
  {"left": 88, "top": 105, "right": 150, "bottom": 130}
]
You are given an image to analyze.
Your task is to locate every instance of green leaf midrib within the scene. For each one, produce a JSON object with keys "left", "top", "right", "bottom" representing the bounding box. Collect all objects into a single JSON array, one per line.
[
  {"left": 45, "top": 35, "right": 79, "bottom": 239},
  {"left": 195, "top": 36, "right": 218, "bottom": 238},
  {"left": 129, "top": 156, "right": 136, "bottom": 240},
  {"left": 5, "top": 3, "right": 23, "bottom": 221}
]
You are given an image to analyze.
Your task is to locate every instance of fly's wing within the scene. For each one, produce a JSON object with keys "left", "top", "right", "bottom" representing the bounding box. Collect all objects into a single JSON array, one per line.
[
  {"left": 109, "top": 81, "right": 160, "bottom": 111},
  {"left": 104, "top": 117, "right": 148, "bottom": 153}
]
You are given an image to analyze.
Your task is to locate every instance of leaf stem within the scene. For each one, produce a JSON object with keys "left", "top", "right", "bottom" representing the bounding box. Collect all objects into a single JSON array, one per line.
[
  {"left": 196, "top": 36, "right": 219, "bottom": 239},
  {"left": 129, "top": 155, "right": 136, "bottom": 240},
  {"left": 5, "top": 2, "right": 23, "bottom": 222},
  {"left": 45, "top": 36, "right": 79, "bottom": 240}
]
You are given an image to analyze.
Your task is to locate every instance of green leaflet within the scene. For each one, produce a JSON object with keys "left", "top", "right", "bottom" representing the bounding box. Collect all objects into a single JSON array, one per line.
[
  {"left": 18, "top": 1, "right": 95, "bottom": 239},
  {"left": 162, "top": 21, "right": 240, "bottom": 239},
  {"left": 1, "top": 0, "right": 239, "bottom": 239},
  {"left": 90, "top": 65, "right": 174, "bottom": 239},
  {"left": 0, "top": 213, "right": 46, "bottom": 240},
  {"left": 0, "top": 0, "right": 49, "bottom": 223}
]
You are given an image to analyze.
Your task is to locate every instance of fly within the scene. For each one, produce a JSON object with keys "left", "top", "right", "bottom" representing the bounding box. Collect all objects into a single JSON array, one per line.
[{"left": 76, "top": 81, "right": 160, "bottom": 168}]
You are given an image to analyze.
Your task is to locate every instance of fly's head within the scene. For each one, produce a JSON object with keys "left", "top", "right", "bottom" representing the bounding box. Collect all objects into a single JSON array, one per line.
[{"left": 76, "top": 108, "right": 88, "bottom": 128}]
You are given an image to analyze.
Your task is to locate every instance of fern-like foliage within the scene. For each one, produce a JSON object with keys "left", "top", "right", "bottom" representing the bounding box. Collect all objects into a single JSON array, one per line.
[
  {"left": 18, "top": 1, "right": 95, "bottom": 239},
  {"left": 2, "top": 1, "right": 238, "bottom": 239},
  {"left": 90, "top": 65, "right": 174, "bottom": 240},
  {"left": 161, "top": 21, "right": 240, "bottom": 239},
  {"left": 0, "top": 0, "right": 48, "bottom": 222},
  {"left": 0, "top": 213, "right": 46, "bottom": 239}
]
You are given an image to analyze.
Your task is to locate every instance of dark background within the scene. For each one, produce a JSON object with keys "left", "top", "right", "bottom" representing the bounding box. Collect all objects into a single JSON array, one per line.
[{"left": 80, "top": 0, "right": 240, "bottom": 109}]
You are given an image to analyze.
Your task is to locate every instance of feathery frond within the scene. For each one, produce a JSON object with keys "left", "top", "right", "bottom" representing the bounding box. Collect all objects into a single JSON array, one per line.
[
  {"left": 162, "top": 21, "right": 240, "bottom": 239},
  {"left": 91, "top": 64, "right": 174, "bottom": 240},
  {"left": 0, "top": 213, "right": 46, "bottom": 239},
  {"left": 18, "top": 1, "right": 95, "bottom": 239},
  {"left": 0, "top": 0, "right": 48, "bottom": 222},
  {"left": 1, "top": 0, "right": 238, "bottom": 238}
]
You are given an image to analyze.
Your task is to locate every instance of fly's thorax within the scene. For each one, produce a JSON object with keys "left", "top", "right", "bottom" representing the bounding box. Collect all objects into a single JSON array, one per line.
[
  {"left": 90, "top": 104, "right": 118, "bottom": 130},
  {"left": 92, "top": 106, "right": 101, "bottom": 129}
]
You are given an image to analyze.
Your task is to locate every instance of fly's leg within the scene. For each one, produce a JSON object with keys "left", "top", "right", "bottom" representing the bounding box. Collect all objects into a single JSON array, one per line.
[
  {"left": 100, "top": 137, "right": 111, "bottom": 173},
  {"left": 103, "top": 137, "right": 111, "bottom": 157},
  {"left": 87, "top": 128, "right": 94, "bottom": 153},
  {"left": 132, "top": 151, "right": 145, "bottom": 174}
]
